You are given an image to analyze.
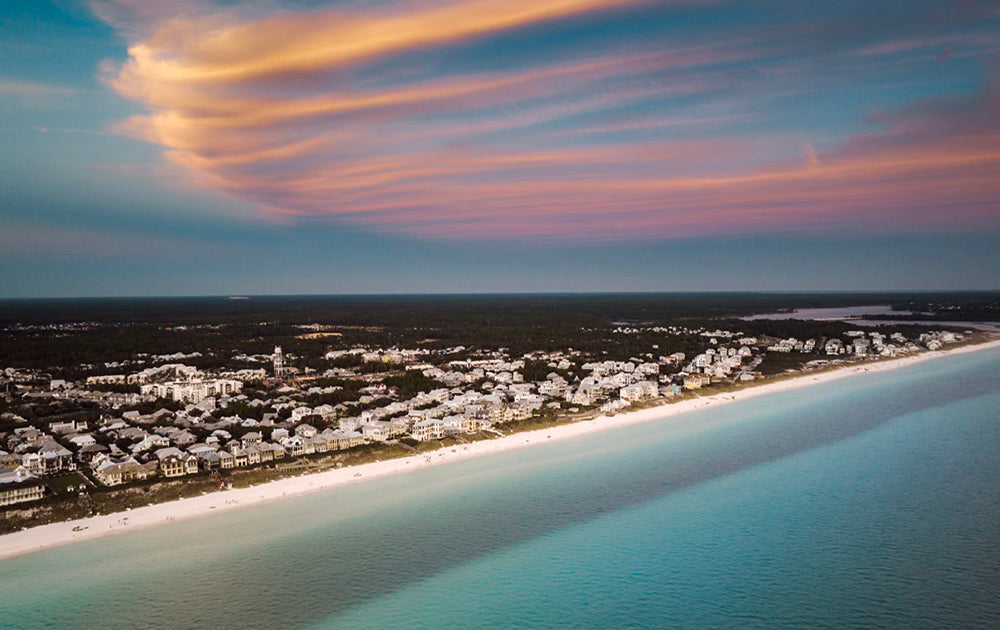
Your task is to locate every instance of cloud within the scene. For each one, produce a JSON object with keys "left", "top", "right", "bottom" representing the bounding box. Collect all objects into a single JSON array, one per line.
[
  {"left": 0, "top": 80, "right": 76, "bottom": 99},
  {"left": 94, "top": 0, "right": 1000, "bottom": 241},
  {"left": 804, "top": 144, "right": 820, "bottom": 168},
  {"left": 98, "top": 0, "right": 643, "bottom": 82}
]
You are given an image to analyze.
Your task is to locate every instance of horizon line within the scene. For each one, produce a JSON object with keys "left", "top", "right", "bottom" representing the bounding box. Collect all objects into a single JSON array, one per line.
[{"left": 2, "top": 289, "right": 999, "bottom": 301}]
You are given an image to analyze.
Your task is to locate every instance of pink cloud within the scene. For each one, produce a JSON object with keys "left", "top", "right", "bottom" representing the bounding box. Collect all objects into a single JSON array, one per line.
[{"left": 94, "top": 0, "right": 1000, "bottom": 242}]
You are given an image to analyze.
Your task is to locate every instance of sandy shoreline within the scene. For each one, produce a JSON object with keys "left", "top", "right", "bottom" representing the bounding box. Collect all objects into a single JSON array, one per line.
[{"left": 3, "top": 338, "right": 999, "bottom": 562}]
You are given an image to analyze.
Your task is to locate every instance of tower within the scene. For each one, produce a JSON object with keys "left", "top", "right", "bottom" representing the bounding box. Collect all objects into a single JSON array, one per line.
[{"left": 273, "top": 346, "right": 284, "bottom": 377}]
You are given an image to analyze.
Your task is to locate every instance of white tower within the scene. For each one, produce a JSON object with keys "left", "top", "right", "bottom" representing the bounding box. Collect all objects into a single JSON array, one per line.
[{"left": 273, "top": 346, "right": 284, "bottom": 377}]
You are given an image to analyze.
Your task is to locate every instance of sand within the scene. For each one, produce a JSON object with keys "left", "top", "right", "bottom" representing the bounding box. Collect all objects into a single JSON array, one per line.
[{"left": 2, "top": 338, "right": 999, "bottom": 562}]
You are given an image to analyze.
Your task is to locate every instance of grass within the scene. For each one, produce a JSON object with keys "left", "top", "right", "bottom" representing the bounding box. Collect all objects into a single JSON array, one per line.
[
  {"left": 756, "top": 351, "right": 816, "bottom": 375},
  {"left": 41, "top": 471, "right": 90, "bottom": 495}
]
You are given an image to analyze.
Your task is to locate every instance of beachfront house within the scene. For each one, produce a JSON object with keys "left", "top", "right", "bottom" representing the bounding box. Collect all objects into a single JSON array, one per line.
[
  {"left": 0, "top": 465, "right": 46, "bottom": 506},
  {"left": 156, "top": 448, "right": 199, "bottom": 477},
  {"left": 683, "top": 373, "right": 712, "bottom": 390},
  {"left": 620, "top": 381, "right": 659, "bottom": 403},
  {"left": 412, "top": 418, "right": 445, "bottom": 441},
  {"left": 92, "top": 455, "right": 158, "bottom": 486}
]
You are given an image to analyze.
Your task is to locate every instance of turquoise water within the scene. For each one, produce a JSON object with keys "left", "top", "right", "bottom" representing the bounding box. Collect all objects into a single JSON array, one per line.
[{"left": 2, "top": 348, "right": 999, "bottom": 629}]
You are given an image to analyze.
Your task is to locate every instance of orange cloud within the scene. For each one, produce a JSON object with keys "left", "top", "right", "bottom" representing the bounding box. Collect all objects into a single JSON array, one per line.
[
  {"left": 103, "top": 0, "right": 640, "bottom": 84},
  {"left": 95, "top": 0, "right": 1000, "bottom": 241}
]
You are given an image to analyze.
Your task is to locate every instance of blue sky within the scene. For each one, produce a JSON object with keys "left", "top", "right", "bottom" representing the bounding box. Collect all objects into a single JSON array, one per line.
[{"left": 1, "top": 0, "right": 998, "bottom": 297}]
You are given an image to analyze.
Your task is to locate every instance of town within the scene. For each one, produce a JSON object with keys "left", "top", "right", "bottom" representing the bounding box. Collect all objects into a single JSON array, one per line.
[{"left": 1, "top": 310, "right": 969, "bottom": 520}]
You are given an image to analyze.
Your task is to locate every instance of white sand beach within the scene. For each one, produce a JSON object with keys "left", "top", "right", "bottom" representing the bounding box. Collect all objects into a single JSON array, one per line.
[{"left": 2, "top": 338, "right": 999, "bottom": 562}]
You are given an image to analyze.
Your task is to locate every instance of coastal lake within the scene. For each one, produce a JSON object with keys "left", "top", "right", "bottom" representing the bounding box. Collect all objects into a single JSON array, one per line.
[
  {"left": 740, "top": 303, "right": 1000, "bottom": 331},
  {"left": 2, "top": 347, "right": 1000, "bottom": 629},
  {"left": 741, "top": 304, "right": 913, "bottom": 320}
]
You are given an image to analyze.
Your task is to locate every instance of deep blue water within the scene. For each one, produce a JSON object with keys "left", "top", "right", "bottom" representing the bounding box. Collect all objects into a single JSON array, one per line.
[{"left": 2, "top": 347, "right": 999, "bottom": 629}]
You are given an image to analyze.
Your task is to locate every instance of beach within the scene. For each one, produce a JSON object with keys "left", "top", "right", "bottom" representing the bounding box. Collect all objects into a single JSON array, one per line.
[{"left": 3, "top": 337, "right": 999, "bottom": 563}]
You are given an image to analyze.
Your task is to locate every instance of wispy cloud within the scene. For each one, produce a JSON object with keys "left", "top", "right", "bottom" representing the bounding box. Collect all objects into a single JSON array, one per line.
[
  {"left": 93, "top": 0, "right": 1000, "bottom": 240},
  {"left": 0, "top": 80, "right": 76, "bottom": 99}
]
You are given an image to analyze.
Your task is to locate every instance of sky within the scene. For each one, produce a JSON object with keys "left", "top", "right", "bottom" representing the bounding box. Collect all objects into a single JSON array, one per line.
[{"left": 1, "top": 0, "right": 998, "bottom": 297}]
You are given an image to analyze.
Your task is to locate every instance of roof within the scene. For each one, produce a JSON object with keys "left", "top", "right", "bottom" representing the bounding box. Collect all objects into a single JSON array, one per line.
[
  {"left": 0, "top": 477, "right": 45, "bottom": 491},
  {"left": 154, "top": 447, "right": 184, "bottom": 460},
  {"left": 0, "top": 466, "right": 35, "bottom": 484}
]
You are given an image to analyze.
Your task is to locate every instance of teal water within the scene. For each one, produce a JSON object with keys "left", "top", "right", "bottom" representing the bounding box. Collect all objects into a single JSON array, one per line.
[{"left": 2, "top": 348, "right": 999, "bottom": 629}]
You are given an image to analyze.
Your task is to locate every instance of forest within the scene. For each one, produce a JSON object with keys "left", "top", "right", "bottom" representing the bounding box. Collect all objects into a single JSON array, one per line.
[{"left": 1, "top": 292, "right": 992, "bottom": 375}]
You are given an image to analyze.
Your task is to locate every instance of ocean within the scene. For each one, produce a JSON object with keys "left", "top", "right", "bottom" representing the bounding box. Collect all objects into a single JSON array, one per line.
[{"left": 2, "top": 347, "right": 999, "bottom": 629}]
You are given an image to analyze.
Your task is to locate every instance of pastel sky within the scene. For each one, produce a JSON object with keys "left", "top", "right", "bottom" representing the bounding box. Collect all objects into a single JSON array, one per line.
[{"left": 1, "top": 0, "right": 998, "bottom": 296}]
